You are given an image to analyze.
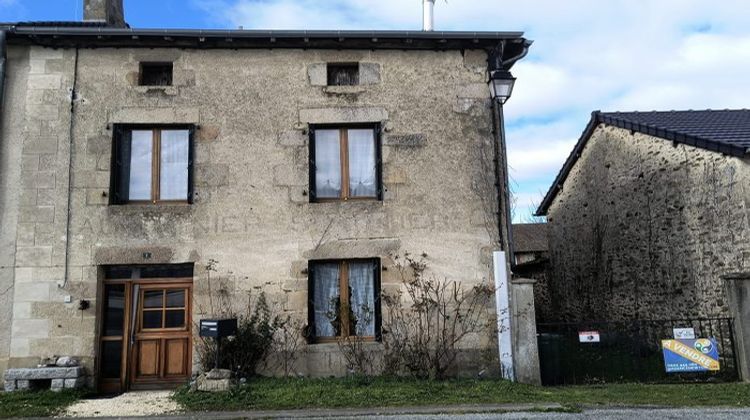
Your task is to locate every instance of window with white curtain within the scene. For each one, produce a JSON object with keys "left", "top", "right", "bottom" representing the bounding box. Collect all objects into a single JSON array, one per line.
[
  {"left": 308, "top": 259, "right": 380, "bottom": 342},
  {"left": 310, "top": 125, "right": 381, "bottom": 202},
  {"left": 111, "top": 126, "right": 193, "bottom": 204}
]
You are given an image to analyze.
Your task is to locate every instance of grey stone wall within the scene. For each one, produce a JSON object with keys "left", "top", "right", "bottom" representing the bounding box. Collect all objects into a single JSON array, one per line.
[
  {"left": 1, "top": 45, "right": 503, "bottom": 378},
  {"left": 545, "top": 124, "right": 750, "bottom": 321}
]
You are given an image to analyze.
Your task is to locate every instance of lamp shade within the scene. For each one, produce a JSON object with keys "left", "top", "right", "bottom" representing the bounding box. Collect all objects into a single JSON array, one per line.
[{"left": 489, "top": 70, "right": 516, "bottom": 103}]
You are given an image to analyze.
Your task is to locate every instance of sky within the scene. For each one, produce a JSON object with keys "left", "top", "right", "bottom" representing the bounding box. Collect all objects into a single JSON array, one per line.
[{"left": 2, "top": 1, "right": 750, "bottom": 221}]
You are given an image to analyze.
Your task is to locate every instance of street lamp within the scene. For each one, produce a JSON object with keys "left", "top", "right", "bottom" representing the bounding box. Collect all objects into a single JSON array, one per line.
[{"left": 488, "top": 69, "right": 516, "bottom": 104}]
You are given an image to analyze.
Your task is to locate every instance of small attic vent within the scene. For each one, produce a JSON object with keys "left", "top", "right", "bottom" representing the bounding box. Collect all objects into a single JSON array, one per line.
[
  {"left": 139, "top": 62, "right": 173, "bottom": 86},
  {"left": 327, "top": 63, "right": 359, "bottom": 86}
]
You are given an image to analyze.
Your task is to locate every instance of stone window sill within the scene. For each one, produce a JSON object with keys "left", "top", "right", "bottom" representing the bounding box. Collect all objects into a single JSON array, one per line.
[
  {"left": 323, "top": 86, "right": 367, "bottom": 95},
  {"left": 134, "top": 85, "right": 179, "bottom": 96}
]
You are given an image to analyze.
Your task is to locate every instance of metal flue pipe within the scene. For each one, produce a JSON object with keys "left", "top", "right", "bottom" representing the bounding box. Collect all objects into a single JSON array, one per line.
[{"left": 423, "top": 0, "right": 435, "bottom": 31}]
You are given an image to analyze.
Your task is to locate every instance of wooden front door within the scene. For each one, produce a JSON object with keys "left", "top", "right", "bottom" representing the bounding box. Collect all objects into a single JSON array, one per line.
[
  {"left": 130, "top": 283, "right": 192, "bottom": 389},
  {"left": 98, "top": 265, "right": 193, "bottom": 394}
]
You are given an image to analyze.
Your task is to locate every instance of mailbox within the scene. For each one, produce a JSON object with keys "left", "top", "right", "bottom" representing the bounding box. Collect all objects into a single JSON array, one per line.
[{"left": 199, "top": 318, "right": 237, "bottom": 338}]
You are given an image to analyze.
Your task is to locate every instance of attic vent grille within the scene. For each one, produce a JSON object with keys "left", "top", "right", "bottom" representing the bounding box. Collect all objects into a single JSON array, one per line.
[
  {"left": 327, "top": 63, "right": 359, "bottom": 86},
  {"left": 140, "top": 62, "right": 173, "bottom": 86}
]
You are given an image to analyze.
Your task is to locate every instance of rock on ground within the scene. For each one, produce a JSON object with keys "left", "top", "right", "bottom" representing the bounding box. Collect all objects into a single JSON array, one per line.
[{"left": 62, "top": 391, "right": 180, "bottom": 418}]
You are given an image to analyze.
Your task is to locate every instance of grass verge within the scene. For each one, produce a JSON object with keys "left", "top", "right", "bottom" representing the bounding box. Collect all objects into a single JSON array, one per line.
[
  {"left": 0, "top": 389, "right": 83, "bottom": 418},
  {"left": 173, "top": 377, "right": 750, "bottom": 412}
]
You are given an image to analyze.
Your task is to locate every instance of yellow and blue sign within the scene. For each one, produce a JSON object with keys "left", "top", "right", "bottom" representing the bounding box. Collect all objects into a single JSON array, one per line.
[{"left": 661, "top": 338, "right": 720, "bottom": 372}]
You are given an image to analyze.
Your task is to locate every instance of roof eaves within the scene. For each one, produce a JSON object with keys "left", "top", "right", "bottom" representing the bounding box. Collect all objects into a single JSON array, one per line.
[
  {"left": 535, "top": 111, "right": 749, "bottom": 216},
  {"left": 535, "top": 111, "right": 602, "bottom": 216}
]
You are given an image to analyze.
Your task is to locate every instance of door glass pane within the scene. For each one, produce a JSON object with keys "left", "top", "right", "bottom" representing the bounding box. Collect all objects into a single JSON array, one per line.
[
  {"left": 100, "top": 340, "right": 123, "bottom": 379},
  {"left": 166, "top": 290, "right": 185, "bottom": 308},
  {"left": 103, "top": 284, "right": 125, "bottom": 336},
  {"left": 348, "top": 261, "right": 376, "bottom": 336},
  {"left": 159, "top": 130, "right": 189, "bottom": 200},
  {"left": 129, "top": 130, "right": 153, "bottom": 200},
  {"left": 143, "top": 290, "right": 163, "bottom": 308},
  {"left": 312, "top": 262, "right": 341, "bottom": 337},
  {"left": 314, "top": 130, "right": 341, "bottom": 198},
  {"left": 347, "top": 129, "right": 377, "bottom": 197},
  {"left": 165, "top": 310, "right": 185, "bottom": 328},
  {"left": 142, "top": 311, "right": 162, "bottom": 329}
]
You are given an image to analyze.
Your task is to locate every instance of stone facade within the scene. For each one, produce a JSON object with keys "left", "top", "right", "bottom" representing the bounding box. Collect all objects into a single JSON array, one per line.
[
  {"left": 0, "top": 44, "right": 507, "bottom": 380},
  {"left": 544, "top": 124, "right": 750, "bottom": 321}
]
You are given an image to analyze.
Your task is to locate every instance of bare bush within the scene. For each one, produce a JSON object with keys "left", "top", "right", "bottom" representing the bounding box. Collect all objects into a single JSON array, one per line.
[{"left": 381, "top": 253, "right": 495, "bottom": 379}]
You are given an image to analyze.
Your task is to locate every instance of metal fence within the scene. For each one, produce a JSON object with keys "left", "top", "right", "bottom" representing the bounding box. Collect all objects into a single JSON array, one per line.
[{"left": 537, "top": 318, "right": 739, "bottom": 385}]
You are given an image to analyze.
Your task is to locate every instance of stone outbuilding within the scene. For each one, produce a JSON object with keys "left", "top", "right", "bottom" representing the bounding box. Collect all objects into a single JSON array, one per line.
[
  {"left": 0, "top": 0, "right": 532, "bottom": 391},
  {"left": 536, "top": 110, "right": 750, "bottom": 322}
]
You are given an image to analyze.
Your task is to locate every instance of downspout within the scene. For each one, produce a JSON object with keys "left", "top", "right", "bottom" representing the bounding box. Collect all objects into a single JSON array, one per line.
[
  {"left": 0, "top": 30, "right": 7, "bottom": 120},
  {"left": 60, "top": 47, "right": 80, "bottom": 290}
]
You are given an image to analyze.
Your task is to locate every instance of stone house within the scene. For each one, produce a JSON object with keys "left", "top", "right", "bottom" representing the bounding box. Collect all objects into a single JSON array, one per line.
[
  {"left": 0, "top": 1, "right": 531, "bottom": 391},
  {"left": 536, "top": 110, "right": 750, "bottom": 322}
]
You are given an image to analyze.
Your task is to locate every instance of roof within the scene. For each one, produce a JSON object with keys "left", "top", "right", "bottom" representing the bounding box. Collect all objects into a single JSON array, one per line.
[
  {"left": 536, "top": 109, "right": 750, "bottom": 215},
  {"left": 512, "top": 223, "right": 548, "bottom": 253},
  {"left": 0, "top": 24, "right": 531, "bottom": 65}
]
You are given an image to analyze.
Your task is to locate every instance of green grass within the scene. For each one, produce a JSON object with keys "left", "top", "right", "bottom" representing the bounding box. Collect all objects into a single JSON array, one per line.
[
  {"left": 0, "top": 390, "right": 83, "bottom": 418},
  {"left": 172, "top": 377, "right": 750, "bottom": 412}
]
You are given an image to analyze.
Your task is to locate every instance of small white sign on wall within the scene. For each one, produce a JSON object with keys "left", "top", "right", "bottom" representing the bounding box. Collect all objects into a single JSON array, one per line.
[
  {"left": 579, "top": 331, "right": 600, "bottom": 343},
  {"left": 672, "top": 327, "right": 696, "bottom": 339}
]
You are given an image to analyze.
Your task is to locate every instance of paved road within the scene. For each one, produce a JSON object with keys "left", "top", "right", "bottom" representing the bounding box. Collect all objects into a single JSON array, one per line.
[{"left": 301, "top": 408, "right": 750, "bottom": 420}]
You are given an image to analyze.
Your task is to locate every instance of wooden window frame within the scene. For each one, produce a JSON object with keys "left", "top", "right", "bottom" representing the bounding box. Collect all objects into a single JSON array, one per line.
[
  {"left": 308, "top": 124, "right": 383, "bottom": 203},
  {"left": 138, "top": 287, "right": 189, "bottom": 333},
  {"left": 110, "top": 125, "right": 195, "bottom": 205},
  {"left": 307, "top": 258, "right": 381, "bottom": 344}
]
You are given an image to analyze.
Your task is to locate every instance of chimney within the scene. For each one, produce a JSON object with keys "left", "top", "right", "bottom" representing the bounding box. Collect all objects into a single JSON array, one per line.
[
  {"left": 423, "top": 0, "right": 435, "bottom": 31},
  {"left": 84, "top": 0, "right": 126, "bottom": 27}
]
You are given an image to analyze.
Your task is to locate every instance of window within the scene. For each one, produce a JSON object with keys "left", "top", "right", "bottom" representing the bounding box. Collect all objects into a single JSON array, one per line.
[
  {"left": 309, "top": 125, "right": 382, "bottom": 201},
  {"left": 110, "top": 126, "right": 194, "bottom": 204},
  {"left": 308, "top": 259, "right": 381, "bottom": 342},
  {"left": 139, "top": 62, "right": 173, "bottom": 86},
  {"left": 327, "top": 63, "right": 359, "bottom": 86}
]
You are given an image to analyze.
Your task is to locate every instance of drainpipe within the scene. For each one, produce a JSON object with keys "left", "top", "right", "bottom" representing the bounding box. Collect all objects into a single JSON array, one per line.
[{"left": 0, "top": 30, "right": 7, "bottom": 118}]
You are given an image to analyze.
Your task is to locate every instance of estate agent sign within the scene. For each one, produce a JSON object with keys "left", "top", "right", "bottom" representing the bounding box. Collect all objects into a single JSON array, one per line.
[{"left": 661, "top": 338, "right": 720, "bottom": 372}]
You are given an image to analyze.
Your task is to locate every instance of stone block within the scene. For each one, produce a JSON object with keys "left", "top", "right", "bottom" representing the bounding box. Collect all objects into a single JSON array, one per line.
[
  {"left": 14, "top": 247, "right": 53, "bottom": 267},
  {"left": 21, "top": 171, "right": 56, "bottom": 189},
  {"left": 307, "top": 63, "right": 327, "bottom": 86},
  {"left": 196, "top": 125, "right": 220, "bottom": 141},
  {"left": 21, "top": 155, "right": 40, "bottom": 171},
  {"left": 359, "top": 62, "right": 381, "bottom": 85},
  {"left": 28, "top": 74, "right": 62, "bottom": 90},
  {"left": 10, "top": 319, "right": 50, "bottom": 338},
  {"left": 278, "top": 130, "right": 307, "bottom": 147},
  {"left": 36, "top": 189, "right": 56, "bottom": 206},
  {"left": 205, "top": 368, "right": 232, "bottom": 379},
  {"left": 273, "top": 164, "right": 305, "bottom": 187},
  {"left": 384, "top": 166, "right": 408, "bottom": 185},
  {"left": 51, "top": 378, "right": 64, "bottom": 391},
  {"left": 196, "top": 377, "right": 236, "bottom": 392},
  {"left": 16, "top": 380, "right": 30, "bottom": 390},
  {"left": 4, "top": 380, "right": 16, "bottom": 392},
  {"left": 86, "top": 189, "right": 108, "bottom": 206},
  {"left": 299, "top": 107, "right": 388, "bottom": 124},
  {"left": 64, "top": 377, "right": 86, "bottom": 388},
  {"left": 29, "top": 59, "right": 47, "bottom": 74},
  {"left": 26, "top": 104, "right": 60, "bottom": 120},
  {"left": 30, "top": 47, "right": 63, "bottom": 60},
  {"left": 458, "top": 82, "right": 492, "bottom": 99},
  {"left": 16, "top": 224, "right": 35, "bottom": 247},
  {"left": 109, "top": 107, "right": 199, "bottom": 124},
  {"left": 38, "top": 154, "right": 57, "bottom": 171},
  {"left": 4, "top": 367, "right": 85, "bottom": 380},
  {"left": 384, "top": 134, "right": 426, "bottom": 147},
  {"left": 86, "top": 135, "right": 111, "bottom": 154}
]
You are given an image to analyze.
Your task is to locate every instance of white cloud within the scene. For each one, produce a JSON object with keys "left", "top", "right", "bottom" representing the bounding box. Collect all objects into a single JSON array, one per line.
[{"left": 195, "top": 0, "right": 750, "bottom": 220}]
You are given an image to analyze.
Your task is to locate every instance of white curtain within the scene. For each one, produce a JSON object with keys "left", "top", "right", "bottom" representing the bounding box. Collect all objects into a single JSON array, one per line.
[
  {"left": 315, "top": 130, "right": 341, "bottom": 198},
  {"left": 313, "top": 263, "right": 340, "bottom": 337},
  {"left": 160, "top": 130, "right": 189, "bottom": 200},
  {"left": 128, "top": 130, "right": 153, "bottom": 200},
  {"left": 348, "top": 261, "right": 375, "bottom": 336},
  {"left": 347, "top": 129, "right": 377, "bottom": 197}
]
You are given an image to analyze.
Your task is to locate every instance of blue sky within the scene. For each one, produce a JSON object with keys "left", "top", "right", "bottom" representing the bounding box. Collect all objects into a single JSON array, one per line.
[{"left": 3, "top": 0, "right": 750, "bottom": 221}]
